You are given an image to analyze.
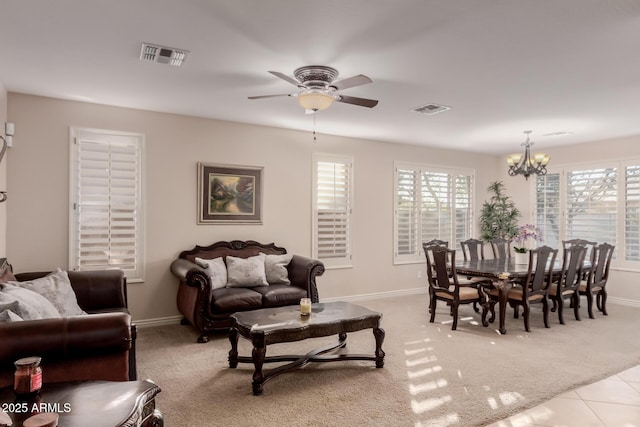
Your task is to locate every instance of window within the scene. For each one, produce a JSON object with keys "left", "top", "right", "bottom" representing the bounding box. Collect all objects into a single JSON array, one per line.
[
  {"left": 70, "top": 128, "right": 145, "bottom": 281},
  {"left": 312, "top": 154, "right": 353, "bottom": 268},
  {"left": 535, "top": 160, "right": 640, "bottom": 268},
  {"left": 394, "top": 162, "right": 474, "bottom": 263}
]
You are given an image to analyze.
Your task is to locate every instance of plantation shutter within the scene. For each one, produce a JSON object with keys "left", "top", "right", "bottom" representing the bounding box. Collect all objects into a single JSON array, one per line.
[
  {"left": 625, "top": 164, "right": 640, "bottom": 261},
  {"left": 396, "top": 168, "right": 419, "bottom": 256},
  {"left": 394, "top": 162, "right": 474, "bottom": 263},
  {"left": 313, "top": 155, "right": 353, "bottom": 268},
  {"left": 70, "top": 128, "right": 144, "bottom": 281},
  {"left": 421, "top": 172, "right": 452, "bottom": 246},
  {"left": 454, "top": 174, "right": 473, "bottom": 248},
  {"left": 535, "top": 173, "right": 561, "bottom": 248},
  {"left": 566, "top": 167, "right": 617, "bottom": 247}
]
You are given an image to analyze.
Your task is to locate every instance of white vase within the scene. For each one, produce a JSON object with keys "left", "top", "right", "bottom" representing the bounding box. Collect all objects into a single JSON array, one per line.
[{"left": 514, "top": 252, "right": 529, "bottom": 265}]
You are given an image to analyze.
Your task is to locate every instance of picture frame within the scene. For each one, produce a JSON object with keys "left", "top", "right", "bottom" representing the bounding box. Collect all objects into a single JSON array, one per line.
[{"left": 197, "top": 163, "right": 263, "bottom": 224}]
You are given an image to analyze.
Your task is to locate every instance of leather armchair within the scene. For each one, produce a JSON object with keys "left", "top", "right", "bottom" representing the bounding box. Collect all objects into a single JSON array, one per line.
[{"left": 0, "top": 269, "right": 137, "bottom": 388}]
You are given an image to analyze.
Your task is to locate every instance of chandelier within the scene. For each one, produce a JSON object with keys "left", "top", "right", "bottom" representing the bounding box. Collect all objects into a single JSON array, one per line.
[{"left": 506, "top": 131, "right": 550, "bottom": 180}]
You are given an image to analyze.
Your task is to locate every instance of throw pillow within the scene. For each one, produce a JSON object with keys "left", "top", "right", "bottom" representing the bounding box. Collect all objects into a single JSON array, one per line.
[
  {"left": 195, "top": 257, "right": 227, "bottom": 290},
  {"left": 0, "top": 265, "right": 16, "bottom": 283},
  {"left": 7, "top": 269, "right": 86, "bottom": 316},
  {"left": 0, "top": 300, "right": 24, "bottom": 322},
  {"left": 0, "top": 284, "right": 61, "bottom": 320},
  {"left": 265, "top": 253, "right": 293, "bottom": 285},
  {"left": 226, "top": 254, "right": 268, "bottom": 287}
]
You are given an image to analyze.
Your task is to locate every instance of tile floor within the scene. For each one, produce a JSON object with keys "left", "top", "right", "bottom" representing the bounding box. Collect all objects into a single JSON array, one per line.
[{"left": 486, "top": 364, "right": 640, "bottom": 427}]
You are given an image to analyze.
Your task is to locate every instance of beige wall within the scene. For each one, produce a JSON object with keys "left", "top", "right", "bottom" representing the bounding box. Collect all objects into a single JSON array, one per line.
[
  {"left": 6, "top": 93, "right": 500, "bottom": 322},
  {"left": 0, "top": 82, "right": 6, "bottom": 256}
]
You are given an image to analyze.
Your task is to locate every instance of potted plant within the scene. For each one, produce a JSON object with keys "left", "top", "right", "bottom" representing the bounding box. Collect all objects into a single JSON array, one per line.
[
  {"left": 513, "top": 224, "right": 543, "bottom": 264},
  {"left": 479, "top": 181, "right": 521, "bottom": 242}
]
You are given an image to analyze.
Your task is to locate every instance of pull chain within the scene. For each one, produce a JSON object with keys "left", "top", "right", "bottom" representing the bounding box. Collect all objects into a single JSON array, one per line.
[{"left": 313, "top": 113, "right": 317, "bottom": 143}]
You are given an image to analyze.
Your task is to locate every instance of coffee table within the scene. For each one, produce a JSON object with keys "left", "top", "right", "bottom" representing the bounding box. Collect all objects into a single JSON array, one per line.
[
  {"left": 0, "top": 380, "right": 163, "bottom": 426},
  {"left": 229, "top": 301, "right": 385, "bottom": 395}
]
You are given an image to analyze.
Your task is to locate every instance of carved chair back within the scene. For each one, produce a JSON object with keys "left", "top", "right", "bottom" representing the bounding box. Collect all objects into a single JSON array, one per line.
[
  {"left": 521, "top": 245, "right": 558, "bottom": 298},
  {"left": 460, "top": 238, "right": 485, "bottom": 261},
  {"left": 490, "top": 238, "right": 511, "bottom": 259}
]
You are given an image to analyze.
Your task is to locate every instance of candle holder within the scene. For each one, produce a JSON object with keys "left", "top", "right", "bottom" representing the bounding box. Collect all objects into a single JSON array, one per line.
[
  {"left": 14, "top": 356, "right": 42, "bottom": 398},
  {"left": 299, "top": 298, "right": 312, "bottom": 316}
]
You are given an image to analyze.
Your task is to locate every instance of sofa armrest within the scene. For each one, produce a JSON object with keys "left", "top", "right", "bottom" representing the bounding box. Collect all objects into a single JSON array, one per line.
[
  {"left": 0, "top": 312, "right": 132, "bottom": 363},
  {"left": 288, "top": 255, "right": 325, "bottom": 303},
  {"left": 170, "top": 258, "right": 209, "bottom": 289},
  {"left": 14, "top": 270, "right": 128, "bottom": 312}
]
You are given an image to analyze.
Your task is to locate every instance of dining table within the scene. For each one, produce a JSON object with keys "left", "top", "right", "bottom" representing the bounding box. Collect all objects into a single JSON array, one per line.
[{"left": 454, "top": 257, "right": 590, "bottom": 334}]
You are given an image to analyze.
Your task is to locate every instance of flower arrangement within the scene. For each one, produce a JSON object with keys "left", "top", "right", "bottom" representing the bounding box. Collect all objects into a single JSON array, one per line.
[{"left": 513, "top": 224, "right": 543, "bottom": 253}]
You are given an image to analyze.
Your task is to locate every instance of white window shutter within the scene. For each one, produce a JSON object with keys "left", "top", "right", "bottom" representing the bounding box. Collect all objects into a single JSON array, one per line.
[
  {"left": 394, "top": 162, "right": 474, "bottom": 264},
  {"left": 396, "top": 168, "right": 419, "bottom": 256},
  {"left": 535, "top": 173, "right": 561, "bottom": 248},
  {"left": 566, "top": 168, "right": 617, "bottom": 247},
  {"left": 70, "top": 128, "right": 145, "bottom": 281},
  {"left": 313, "top": 155, "right": 353, "bottom": 268},
  {"left": 625, "top": 165, "right": 640, "bottom": 261}
]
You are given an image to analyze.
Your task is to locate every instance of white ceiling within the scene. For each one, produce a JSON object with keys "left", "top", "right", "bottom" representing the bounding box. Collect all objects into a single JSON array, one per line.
[{"left": 1, "top": 0, "right": 640, "bottom": 155}]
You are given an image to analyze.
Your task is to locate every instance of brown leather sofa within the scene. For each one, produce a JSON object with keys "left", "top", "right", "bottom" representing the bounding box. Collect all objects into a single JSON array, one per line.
[
  {"left": 170, "top": 240, "right": 325, "bottom": 343},
  {"left": 0, "top": 268, "right": 137, "bottom": 388}
]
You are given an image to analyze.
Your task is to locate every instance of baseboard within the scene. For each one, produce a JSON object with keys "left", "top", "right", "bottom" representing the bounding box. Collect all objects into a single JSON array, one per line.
[
  {"left": 134, "top": 315, "right": 183, "bottom": 328},
  {"left": 131, "top": 292, "right": 637, "bottom": 326},
  {"left": 320, "top": 287, "right": 427, "bottom": 303},
  {"left": 609, "top": 296, "right": 640, "bottom": 308}
]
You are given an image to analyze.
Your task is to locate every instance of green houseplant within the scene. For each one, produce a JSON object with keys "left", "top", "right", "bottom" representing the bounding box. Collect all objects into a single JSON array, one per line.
[{"left": 479, "top": 181, "right": 521, "bottom": 241}]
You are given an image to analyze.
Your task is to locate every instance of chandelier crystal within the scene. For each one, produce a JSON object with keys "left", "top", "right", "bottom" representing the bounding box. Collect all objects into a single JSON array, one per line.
[{"left": 507, "top": 131, "right": 550, "bottom": 180}]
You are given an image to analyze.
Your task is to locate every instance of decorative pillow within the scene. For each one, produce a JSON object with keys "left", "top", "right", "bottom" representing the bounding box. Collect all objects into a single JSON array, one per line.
[
  {"left": 265, "top": 253, "right": 293, "bottom": 285},
  {"left": 7, "top": 269, "right": 86, "bottom": 316},
  {"left": 226, "top": 254, "right": 268, "bottom": 287},
  {"left": 0, "top": 300, "right": 24, "bottom": 322},
  {"left": 0, "top": 267, "right": 16, "bottom": 283},
  {"left": 195, "top": 257, "right": 227, "bottom": 290},
  {"left": 0, "top": 284, "right": 61, "bottom": 320}
]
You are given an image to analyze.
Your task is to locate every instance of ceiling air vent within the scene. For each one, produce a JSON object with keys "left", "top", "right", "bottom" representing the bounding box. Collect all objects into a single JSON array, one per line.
[
  {"left": 140, "top": 43, "right": 189, "bottom": 67},
  {"left": 412, "top": 103, "right": 451, "bottom": 115}
]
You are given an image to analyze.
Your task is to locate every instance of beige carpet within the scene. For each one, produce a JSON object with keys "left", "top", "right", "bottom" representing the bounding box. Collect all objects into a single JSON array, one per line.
[{"left": 136, "top": 295, "right": 640, "bottom": 427}]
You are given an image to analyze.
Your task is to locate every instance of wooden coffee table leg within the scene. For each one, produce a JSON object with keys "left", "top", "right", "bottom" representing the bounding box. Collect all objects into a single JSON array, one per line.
[
  {"left": 228, "top": 327, "right": 239, "bottom": 368},
  {"left": 251, "top": 345, "right": 266, "bottom": 395},
  {"left": 373, "top": 327, "right": 385, "bottom": 368}
]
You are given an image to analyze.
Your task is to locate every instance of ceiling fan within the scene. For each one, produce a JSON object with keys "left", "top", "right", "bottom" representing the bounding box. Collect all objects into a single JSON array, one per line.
[{"left": 248, "top": 65, "right": 378, "bottom": 114}]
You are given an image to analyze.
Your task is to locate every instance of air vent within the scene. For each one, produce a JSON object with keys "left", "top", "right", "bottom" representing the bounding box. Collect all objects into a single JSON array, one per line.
[
  {"left": 412, "top": 103, "right": 451, "bottom": 115},
  {"left": 140, "top": 43, "right": 189, "bottom": 67}
]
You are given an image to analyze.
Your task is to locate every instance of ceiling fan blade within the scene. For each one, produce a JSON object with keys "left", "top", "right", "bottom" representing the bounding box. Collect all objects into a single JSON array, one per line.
[
  {"left": 248, "top": 94, "right": 294, "bottom": 100},
  {"left": 268, "top": 71, "right": 302, "bottom": 87},
  {"left": 337, "top": 95, "right": 379, "bottom": 108},
  {"left": 331, "top": 74, "right": 372, "bottom": 90}
]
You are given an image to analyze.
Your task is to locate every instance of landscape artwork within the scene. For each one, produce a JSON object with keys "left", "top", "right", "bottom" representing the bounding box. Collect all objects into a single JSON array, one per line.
[{"left": 198, "top": 163, "right": 262, "bottom": 224}]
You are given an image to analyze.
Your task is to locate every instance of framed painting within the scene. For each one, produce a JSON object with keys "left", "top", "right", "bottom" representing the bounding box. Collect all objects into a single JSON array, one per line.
[{"left": 197, "top": 163, "right": 263, "bottom": 224}]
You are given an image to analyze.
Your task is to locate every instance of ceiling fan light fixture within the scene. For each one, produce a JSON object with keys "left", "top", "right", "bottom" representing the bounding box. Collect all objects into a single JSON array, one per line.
[{"left": 297, "top": 91, "right": 335, "bottom": 112}]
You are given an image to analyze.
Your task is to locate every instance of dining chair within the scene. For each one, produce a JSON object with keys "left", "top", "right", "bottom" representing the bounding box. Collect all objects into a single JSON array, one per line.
[
  {"left": 579, "top": 243, "right": 614, "bottom": 318},
  {"left": 490, "top": 238, "right": 512, "bottom": 259},
  {"left": 460, "top": 238, "right": 485, "bottom": 261},
  {"left": 562, "top": 239, "right": 597, "bottom": 274},
  {"left": 422, "top": 241, "right": 449, "bottom": 314},
  {"left": 425, "top": 239, "right": 485, "bottom": 313},
  {"left": 548, "top": 244, "right": 587, "bottom": 324},
  {"left": 489, "top": 246, "right": 558, "bottom": 332},
  {"left": 424, "top": 246, "right": 486, "bottom": 330}
]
